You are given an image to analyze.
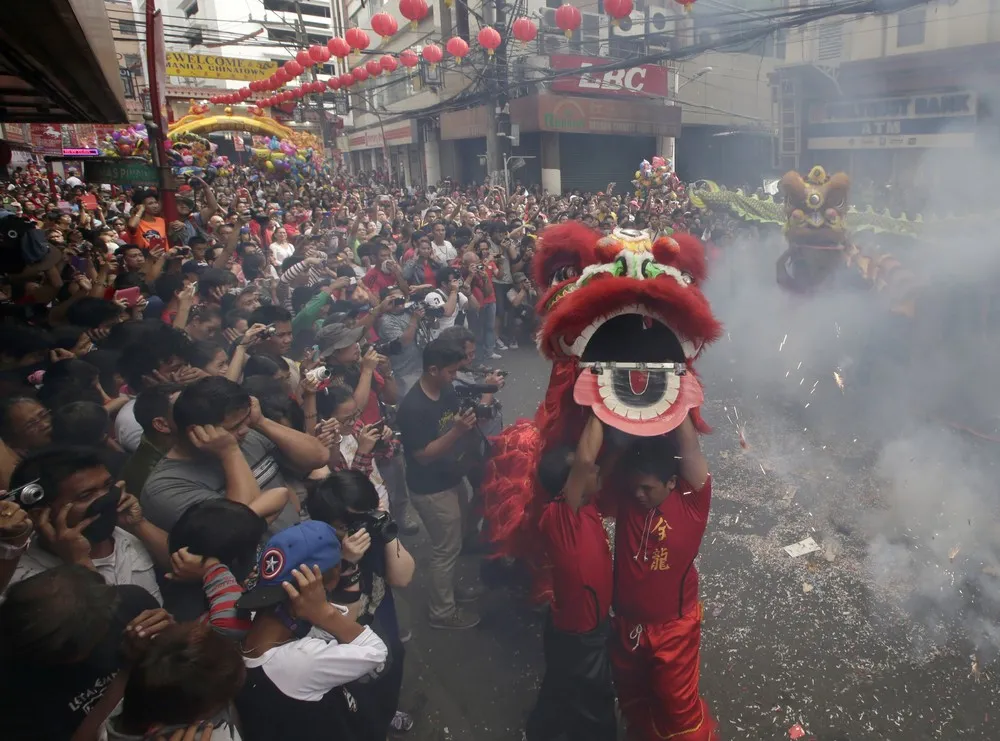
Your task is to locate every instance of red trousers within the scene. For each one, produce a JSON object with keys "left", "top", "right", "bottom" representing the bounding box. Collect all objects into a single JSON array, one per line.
[{"left": 610, "top": 604, "right": 719, "bottom": 741}]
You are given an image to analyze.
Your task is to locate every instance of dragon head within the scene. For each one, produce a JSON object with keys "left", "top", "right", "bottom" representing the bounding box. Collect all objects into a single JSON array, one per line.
[
  {"left": 533, "top": 223, "right": 721, "bottom": 437},
  {"left": 780, "top": 165, "right": 850, "bottom": 249}
]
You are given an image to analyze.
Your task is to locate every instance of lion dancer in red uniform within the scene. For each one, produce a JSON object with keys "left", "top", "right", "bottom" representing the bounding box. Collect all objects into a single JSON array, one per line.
[{"left": 609, "top": 415, "right": 718, "bottom": 741}]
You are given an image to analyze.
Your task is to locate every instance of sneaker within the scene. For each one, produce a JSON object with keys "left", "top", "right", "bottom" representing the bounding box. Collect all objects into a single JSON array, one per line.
[
  {"left": 456, "top": 583, "right": 486, "bottom": 602},
  {"left": 488, "top": 352, "right": 502, "bottom": 359},
  {"left": 391, "top": 710, "right": 414, "bottom": 732},
  {"left": 429, "top": 608, "right": 481, "bottom": 630},
  {"left": 508, "top": 340, "right": 519, "bottom": 349},
  {"left": 495, "top": 339, "right": 508, "bottom": 350}
]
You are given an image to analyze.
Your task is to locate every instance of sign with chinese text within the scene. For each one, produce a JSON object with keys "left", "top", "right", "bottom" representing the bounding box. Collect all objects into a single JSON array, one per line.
[
  {"left": 166, "top": 52, "right": 279, "bottom": 82},
  {"left": 83, "top": 159, "right": 159, "bottom": 186},
  {"left": 806, "top": 91, "right": 977, "bottom": 150},
  {"left": 550, "top": 55, "right": 670, "bottom": 99},
  {"left": 30, "top": 124, "right": 64, "bottom": 155}
]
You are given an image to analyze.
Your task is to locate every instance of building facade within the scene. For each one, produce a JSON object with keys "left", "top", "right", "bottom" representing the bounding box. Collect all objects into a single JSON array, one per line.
[{"left": 772, "top": 0, "right": 1000, "bottom": 211}]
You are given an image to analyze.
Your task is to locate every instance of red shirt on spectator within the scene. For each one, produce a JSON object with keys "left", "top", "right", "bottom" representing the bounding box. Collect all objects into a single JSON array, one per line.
[
  {"left": 538, "top": 499, "right": 613, "bottom": 633},
  {"left": 363, "top": 266, "right": 398, "bottom": 298},
  {"left": 613, "top": 475, "right": 712, "bottom": 623},
  {"left": 359, "top": 370, "right": 385, "bottom": 425}
]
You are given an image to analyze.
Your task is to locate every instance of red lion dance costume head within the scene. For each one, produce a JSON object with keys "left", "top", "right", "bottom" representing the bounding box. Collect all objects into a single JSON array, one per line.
[{"left": 482, "top": 223, "right": 721, "bottom": 601}]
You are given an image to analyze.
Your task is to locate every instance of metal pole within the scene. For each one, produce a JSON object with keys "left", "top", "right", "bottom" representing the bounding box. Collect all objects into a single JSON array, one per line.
[
  {"left": 294, "top": 1, "right": 330, "bottom": 151},
  {"left": 145, "top": 0, "right": 177, "bottom": 221}
]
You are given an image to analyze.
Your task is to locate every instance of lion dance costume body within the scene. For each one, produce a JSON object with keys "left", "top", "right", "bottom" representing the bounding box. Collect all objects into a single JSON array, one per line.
[{"left": 482, "top": 223, "right": 722, "bottom": 741}]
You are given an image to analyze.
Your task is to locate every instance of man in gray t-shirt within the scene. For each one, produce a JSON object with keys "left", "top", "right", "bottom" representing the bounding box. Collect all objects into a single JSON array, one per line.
[{"left": 377, "top": 286, "right": 428, "bottom": 397}]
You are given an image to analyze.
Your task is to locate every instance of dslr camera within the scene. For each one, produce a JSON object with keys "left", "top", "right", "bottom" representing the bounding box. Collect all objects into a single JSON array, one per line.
[
  {"left": 455, "top": 381, "right": 501, "bottom": 420},
  {"left": 372, "top": 338, "right": 403, "bottom": 356},
  {"left": 348, "top": 510, "right": 399, "bottom": 544}
]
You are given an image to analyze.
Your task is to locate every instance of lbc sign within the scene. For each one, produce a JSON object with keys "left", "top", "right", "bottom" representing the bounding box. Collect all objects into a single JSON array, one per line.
[{"left": 551, "top": 55, "right": 669, "bottom": 99}]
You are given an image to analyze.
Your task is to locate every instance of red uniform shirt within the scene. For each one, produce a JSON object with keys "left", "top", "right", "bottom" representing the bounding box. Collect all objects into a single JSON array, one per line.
[
  {"left": 363, "top": 266, "right": 398, "bottom": 297},
  {"left": 538, "top": 499, "right": 613, "bottom": 634},
  {"left": 613, "top": 475, "right": 712, "bottom": 624}
]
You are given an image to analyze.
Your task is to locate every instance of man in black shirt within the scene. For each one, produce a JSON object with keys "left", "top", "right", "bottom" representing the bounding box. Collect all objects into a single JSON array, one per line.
[{"left": 396, "top": 339, "right": 481, "bottom": 630}]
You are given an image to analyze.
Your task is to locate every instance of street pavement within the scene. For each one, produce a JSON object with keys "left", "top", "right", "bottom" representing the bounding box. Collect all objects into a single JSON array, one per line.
[{"left": 395, "top": 331, "right": 1000, "bottom": 740}]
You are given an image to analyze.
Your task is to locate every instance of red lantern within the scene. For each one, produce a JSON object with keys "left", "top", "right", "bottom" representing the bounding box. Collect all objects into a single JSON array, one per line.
[
  {"left": 353, "top": 67, "right": 369, "bottom": 83},
  {"left": 308, "top": 44, "right": 325, "bottom": 63},
  {"left": 421, "top": 43, "right": 443, "bottom": 65},
  {"left": 296, "top": 49, "right": 312, "bottom": 67},
  {"left": 399, "top": 49, "right": 419, "bottom": 68},
  {"left": 339, "top": 72, "right": 355, "bottom": 88},
  {"left": 366, "top": 59, "right": 383, "bottom": 77},
  {"left": 399, "top": 0, "right": 429, "bottom": 29},
  {"left": 292, "top": 87, "right": 305, "bottom": 99},
  {"left": 283, "top": 60, "right": 303, "bottom": 77},
  {"left": 371, "top": 12, "right": 398, "bottom": 40},
  {"left": 477, "top": 26, "right": 502, "bottom": 56},
  {"left": 345, "top": 27, "right": 370, "bottom": 53},
  {"left": 604, "top": 0, "right": 632, "bottom": 24},
  {"left": 674, "top": 0, "right": 697, "bottom": 11},
  {"left": 554, "top": 4, "right": 582, "bottom": 37},
  {"left": 512, "top": 17, "right": 537, "bottom": 44},
  {"left": 326, "top": 77, "right": 341, "bottom": 90},
  {"left": 209, "top": 96, "right": 218, "bottom": 104},
  {"left": 281, "top": 91, "right": 294, "bottom": 102},
  {"left": 446, "top": 36, "right": 469, "bottom": 61},
  {"left": 380, "top": 54, "right": 398, "bottom": 73},
  {"left": 327, "top": 37, "right": 351, "bottom": 58},
  {"left": 238, "top": 87, "right": 251, "bottom": 99}
]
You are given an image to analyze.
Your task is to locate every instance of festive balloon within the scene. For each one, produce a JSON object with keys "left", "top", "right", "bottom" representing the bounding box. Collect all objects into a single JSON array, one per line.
[
  {"left": 345, "top": 27, "right": 370, "bottom": 53},
  {"left": 371, "top": 12, "right": 398, "bottom": 39},
  {"left": 477, "top": 26, "right": 502, "bottom": 56},
  {"left": 421, "top": 43, "right": 443, "bottom": 65},
  {"left": 380, "top": 54, "right": 398, "bottom": 73},
  {"left": 446, "top": 36, "right": 469, "bottom": 61},
  {"left": 366, "top": 59, "right": 383, "bottom": 77},
  {"left": 400, "top": 0, "right": 429, "bottom": 28},
  {"left": 399, "top": 49, "right": 419, "bottom": 68},
  {"left": 512, "top": 17, "right": 538, "bottom": 43},
  {"left": 554, "top": 4, "right": 582, "bottom": 37},
  {"left": 327, "top": 37, "right": 351, "bottom": 58}
]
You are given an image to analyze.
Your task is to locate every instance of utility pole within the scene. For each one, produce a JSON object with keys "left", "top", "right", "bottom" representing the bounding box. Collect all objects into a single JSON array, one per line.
[
  {"left": 293, "top": 1, "right": 330, "bottom": 150},
  {"left": 485, "top": 0, "right": 510, "bottom": 190}
]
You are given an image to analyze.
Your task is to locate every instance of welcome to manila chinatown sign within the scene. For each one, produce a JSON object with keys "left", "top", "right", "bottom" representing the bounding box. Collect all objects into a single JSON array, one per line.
[{"left": 550, "top": 55, "right": 670, "bottom": 99}]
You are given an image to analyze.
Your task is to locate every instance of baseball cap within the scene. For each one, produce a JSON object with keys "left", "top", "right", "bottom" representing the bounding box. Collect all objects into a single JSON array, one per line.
[
  {"left": 235, "top": 521, "right": 342, "bottom": 610},
  {"left": 317, "top": 322, "right": 365, "bottom": 358}
]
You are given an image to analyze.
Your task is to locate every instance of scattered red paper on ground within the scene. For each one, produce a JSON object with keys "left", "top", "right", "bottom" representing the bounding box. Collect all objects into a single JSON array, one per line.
[{"left": 788, "top": 724, "right": 806, "bottom": 740}]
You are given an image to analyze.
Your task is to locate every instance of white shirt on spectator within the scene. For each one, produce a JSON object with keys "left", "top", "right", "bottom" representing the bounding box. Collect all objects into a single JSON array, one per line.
[
  {"left": 423, "top": 289, "right": 467, "bottom": 339},
  {"left": 432, "top": 240, "right": 456, "bottom": 264},
  {"left": 270, "top": 241, "right": 295, "bottom": 266},
  {"left": 339, "top": 434, "right": 389, "bottom": 510},
  {"left": 115, "top": 398, "right": 143, "bottom": 453},
  {"left": 6, "top": 527, "right": 162, "bottom": 604}
]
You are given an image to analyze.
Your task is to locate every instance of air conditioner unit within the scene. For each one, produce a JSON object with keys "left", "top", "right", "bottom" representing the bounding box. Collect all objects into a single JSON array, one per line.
[
  {"left": 648, "top": 5, "right": 673, "bottom": 34},
  {"left": 612, "top": 13, "right": 646, "bottom": 38}
]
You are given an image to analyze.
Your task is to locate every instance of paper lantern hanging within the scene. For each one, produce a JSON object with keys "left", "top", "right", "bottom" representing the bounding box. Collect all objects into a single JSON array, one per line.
[
  {"left": 421, "top": 43, "right": 443, "bottom": 65},
  {"left": 326, "top": 77, "right": 341, "bottom": 90},
  {"left": 380, "top": 54, "right": 398, "bottom": 73},
  {"left": 512, "top": 17, "right": 538, "bottom": 44},
  {"left": 399, "top": 0, "right": 429, "bottom": 30},
  {"left": 295, "top": 49, "right": 312, "bottom": 67},
  {"left": 365, "top": 59, "right": 383, "bottom": 77},
  {"left": 477, "top": 26, "right": 502, "bottom": 56},
  {"left": 327, "top": 37, "right": 351, "bottom": 58},
  {"left": 446, "top": 36, "right": 469, "bottom": 62},
  {"left": 339, "top": 72, "right": 355, "bottom": 88},
  {"left": 353, "top": 67, "right": 370, "bottom": 83},
  {"left": 371, "top": 12, "right": 399, "bottom": 40},
  {"left": 554, "top": 4, "right": 582, "bottom": 38},
  {"left": 674, "top": 0, "right": 697, "bottom": 11},
  {"left": 604, "top": 0, "right": 633, "bottom": 25},
  {"left": 283, "top": 60, "right": 303, "bottom": 77},
  {"left": 345, "top": 27, "right": 370, "bottom": 54},
  {"left": 308, "top": 44, "right": 326, "bottom": 63},
  {"left": 399, "top": 49, "right": 419, "bottom": 68}
]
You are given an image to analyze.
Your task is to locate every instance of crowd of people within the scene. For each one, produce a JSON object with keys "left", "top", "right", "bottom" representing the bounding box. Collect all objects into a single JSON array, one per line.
[{"left": 0, "top": 160, "right": 718, "bottom": 741}]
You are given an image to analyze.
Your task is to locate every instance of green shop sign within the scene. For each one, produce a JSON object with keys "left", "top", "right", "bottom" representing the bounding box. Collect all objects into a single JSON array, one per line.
[
  {"left": 543, "top": 112, "right": 585, "bottom": 131},
  {"left": 83, "top": 159, "right": 159, "bottom": 186}
]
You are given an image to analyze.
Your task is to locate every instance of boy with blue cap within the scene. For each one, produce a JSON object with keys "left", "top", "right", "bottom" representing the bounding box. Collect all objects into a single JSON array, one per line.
[{"left": 234, "top": 521, "right": 388, "bottom": 741}]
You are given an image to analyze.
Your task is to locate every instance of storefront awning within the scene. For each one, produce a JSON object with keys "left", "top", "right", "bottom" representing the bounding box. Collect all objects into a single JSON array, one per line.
[{"left": 0, "top": 0, "right": 128, "bottom": 123}]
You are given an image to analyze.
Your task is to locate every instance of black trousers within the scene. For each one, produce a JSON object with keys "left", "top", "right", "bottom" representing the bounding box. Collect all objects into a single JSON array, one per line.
[{"left": 524, "top": 617, "right": 617, "bottom": 741}]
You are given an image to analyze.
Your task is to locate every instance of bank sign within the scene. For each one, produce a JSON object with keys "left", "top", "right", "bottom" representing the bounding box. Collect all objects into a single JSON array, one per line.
[
  {"left": 550, "top": 55, "right": 670, "bottom": 99},
  {"left": 806, "top": 91, "right": 977, "bottom": 150}
]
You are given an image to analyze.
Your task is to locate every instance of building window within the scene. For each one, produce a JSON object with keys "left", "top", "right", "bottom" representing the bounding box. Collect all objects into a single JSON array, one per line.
[
  {"left": 120, "top": 68, "right": 136, "bottom": 99},
  {"left": 817, "top": 22, "right": 843, "bottom": 61},
  {"left": 117, "top": 19, "right": 138, "bottom": 36},
  {"left": 184, "top": 1, "right": 200, "bottom": 18},
  {"left": 897, "top": 7, "right": 925, "bottom": 48}
]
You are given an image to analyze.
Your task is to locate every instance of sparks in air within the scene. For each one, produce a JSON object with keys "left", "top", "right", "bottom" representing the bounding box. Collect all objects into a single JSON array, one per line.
[
  {"left": 778, "top": 334, "right": 788, "bottom": 352},
  {"left": 833, "top": 371, "right": 845, "bottom": 392}
]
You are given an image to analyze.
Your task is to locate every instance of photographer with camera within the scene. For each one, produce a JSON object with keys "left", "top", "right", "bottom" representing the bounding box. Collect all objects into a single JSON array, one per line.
[
  {"left": 396, "top": 339, "right": 484, "bottom": 630},
  {"left": 460, "top": 251, "right": 499, "bottom": 362},
  {"left": 308, "top": 470, "right": 416, "bottom": 737},
  {"left": 422, "top": 266, "right": 468, "bottom": 340},
  {"left": 505, "top": 272, "right": 539, "bottom": 348},
  {"left": 375, "top": 286, "right": 426, "bottom": 397}
]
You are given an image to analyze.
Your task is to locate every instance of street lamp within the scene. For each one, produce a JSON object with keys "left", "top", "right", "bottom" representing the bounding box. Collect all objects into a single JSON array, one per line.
[{"left": 675, "top": 66, "right": 713, "bottom": 93}]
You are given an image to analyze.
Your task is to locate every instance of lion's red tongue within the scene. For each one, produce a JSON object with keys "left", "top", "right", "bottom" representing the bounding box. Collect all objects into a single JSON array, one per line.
[
  {"left": 629, "top": 371, "right": 649, "bottom": 395},
  {"left": 573, "top": 368, "right": 704, "bottom": 437}
]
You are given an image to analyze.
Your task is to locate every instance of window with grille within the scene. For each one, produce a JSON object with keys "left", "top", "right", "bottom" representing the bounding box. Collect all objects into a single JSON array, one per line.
[
  {"left": 817, "top": 22, "right": 843, "bottom": 61},
  {"left": 897, "top": 7, "right": 925, "bottom": 48},
  {"left": 117, "top": 19, "right": 137, "bottom": 36},
  {"left": 120, "top": 68, "right": 136, "bottom": 99}
]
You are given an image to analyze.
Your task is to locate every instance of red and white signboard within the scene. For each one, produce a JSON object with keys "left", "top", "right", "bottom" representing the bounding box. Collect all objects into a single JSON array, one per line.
[{"left": 550, "top": 55, "right": 670, "bottom": 99}]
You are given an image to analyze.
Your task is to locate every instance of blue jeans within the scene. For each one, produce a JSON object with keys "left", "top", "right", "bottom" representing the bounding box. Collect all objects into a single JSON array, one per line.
[{"left": 474, "top": 302, "right": 496, "bottom": 360}]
